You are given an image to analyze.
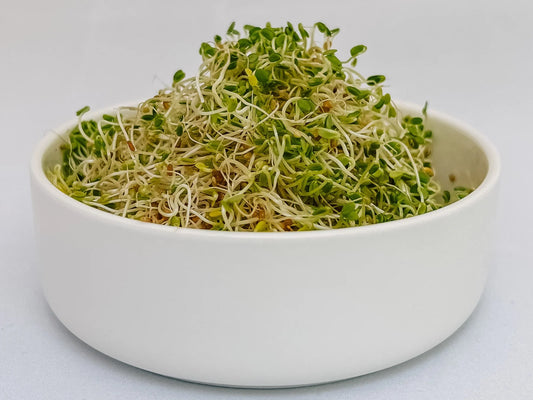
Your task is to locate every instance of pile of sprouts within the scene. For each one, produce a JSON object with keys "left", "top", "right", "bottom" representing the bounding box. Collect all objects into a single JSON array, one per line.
[{"left": 48, "top": 22, "right": 468, "bottom": 232}]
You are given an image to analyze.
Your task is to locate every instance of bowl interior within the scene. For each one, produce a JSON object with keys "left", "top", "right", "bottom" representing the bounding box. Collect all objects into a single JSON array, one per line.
[{"left": 426, "top": 112, "right": 489, "bottom": 191}]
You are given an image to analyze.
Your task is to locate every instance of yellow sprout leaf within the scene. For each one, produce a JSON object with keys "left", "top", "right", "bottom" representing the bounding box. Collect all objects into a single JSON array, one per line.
[
  {"left": 245, "top": 68, "right": 258, "bottom": 87},
  {"left": 208, "top": 208, "right": 222, "bottom": 218},
  {"left": 254, "top": 220, "right": 269, "bottom": 232}
]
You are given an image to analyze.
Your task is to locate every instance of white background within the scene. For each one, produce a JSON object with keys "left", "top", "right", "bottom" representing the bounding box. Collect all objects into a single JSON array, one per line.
[{"left": 1, "top": 0, "right": 533, "bottom": 398}]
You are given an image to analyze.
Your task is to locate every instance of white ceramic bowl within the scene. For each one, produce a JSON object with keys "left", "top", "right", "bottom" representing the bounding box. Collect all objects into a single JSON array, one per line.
[{"left": 30, "top": 101, "right": 500, "bottom": 388}]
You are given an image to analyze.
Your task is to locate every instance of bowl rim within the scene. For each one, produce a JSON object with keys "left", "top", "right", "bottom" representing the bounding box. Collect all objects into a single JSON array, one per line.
[{"left": 31, "top": 100, "right": 501, "bottom": 240}]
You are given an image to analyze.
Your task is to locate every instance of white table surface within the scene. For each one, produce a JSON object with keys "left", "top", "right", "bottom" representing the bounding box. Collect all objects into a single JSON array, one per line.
[{"left": 1, "top": 0, "right": 532, "bottom": 398}]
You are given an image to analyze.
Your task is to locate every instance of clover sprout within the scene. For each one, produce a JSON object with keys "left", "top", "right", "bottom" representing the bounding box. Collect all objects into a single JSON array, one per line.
[{"left": 47, "top": 22, "right": 468, "bottom": 231}]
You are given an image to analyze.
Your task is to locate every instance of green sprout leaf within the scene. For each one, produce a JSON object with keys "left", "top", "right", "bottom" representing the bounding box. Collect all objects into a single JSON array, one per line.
[
  {"left": 255, "top": 69, "right": 270, "bottom": 83},
  {"left": 200, "top": 42, "right": 216, "bottom": 57},
  {"left": 341, "top": 203, "right": 358, "bottom": 220},
  {"left": 317, "top": 127, "right": 340, "bottom": 140},
  {"left": 350, "top": 45, "right": 367, "bottom": 57},
  {"left": 227, "top": 21, "right": 239, "bottom": 35},
  {"left": 367, "top": 75, "right": 386, "bottom": 85},
  {"left": 315, "top": 22, "right": 331, "bottom": 36},
  {"left": 347, "top": 86, "right": 370, "bottom": 99},
  {"left": 173, "top": 70, "right": 185, "bottom": 83},
  {"left": 76, "top": 106, "right": 90, "bottom": 116},
  {"left": 297, "top": 98, "right": 315, "bottom": 114},
  {"left": 298, "top": 23, "right": 309, "bottom": 39},
  {"left": 268, "top": 52, "right": 282, "bottom": 62}
]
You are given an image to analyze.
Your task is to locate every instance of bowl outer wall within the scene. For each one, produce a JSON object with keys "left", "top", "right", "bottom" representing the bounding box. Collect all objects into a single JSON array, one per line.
[{"left": 30, "top": 101, "right": 500, "bottom": 387}]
